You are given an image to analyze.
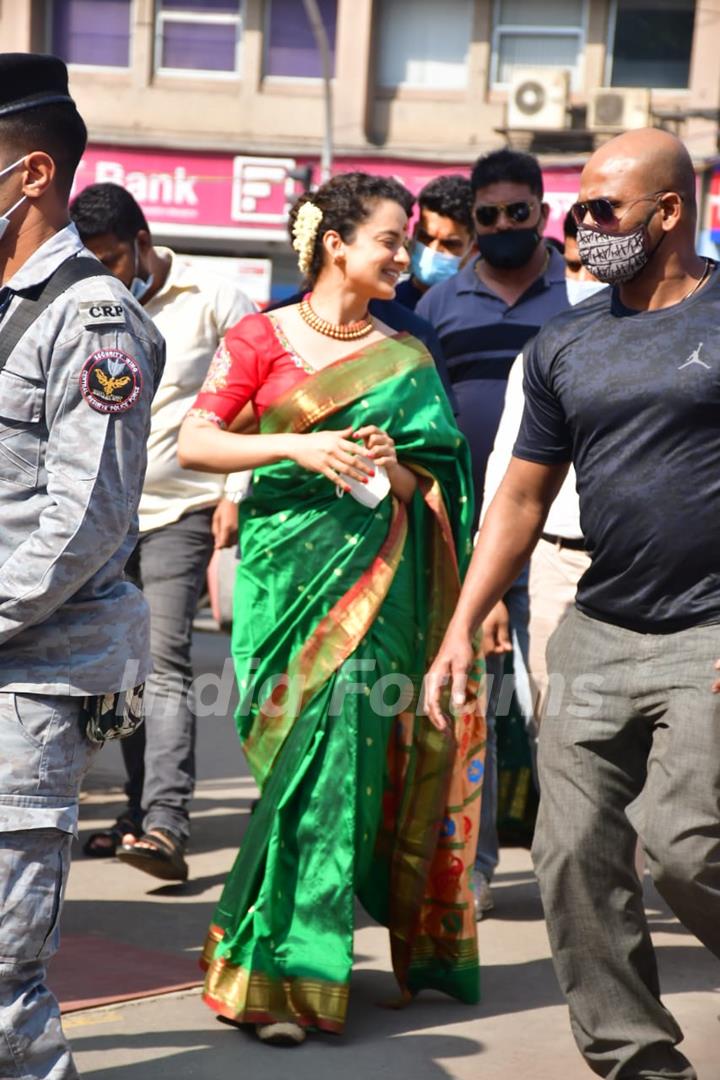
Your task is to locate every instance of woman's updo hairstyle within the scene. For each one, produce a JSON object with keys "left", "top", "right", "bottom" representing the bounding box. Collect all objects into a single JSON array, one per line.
[{"left": 288, "top": 171, "right": 414, "bottom": 286}]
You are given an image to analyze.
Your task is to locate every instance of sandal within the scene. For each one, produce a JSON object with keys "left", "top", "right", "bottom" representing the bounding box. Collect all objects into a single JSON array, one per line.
[
  {"left": 116, "top": 828, "right": 189, "bottom": 882},
  {"left": 82, "top": 812, "right": 143, "bottom": 859},
  {"left": 256, "top": 1022, "right": 306, "bottom": 1046}
]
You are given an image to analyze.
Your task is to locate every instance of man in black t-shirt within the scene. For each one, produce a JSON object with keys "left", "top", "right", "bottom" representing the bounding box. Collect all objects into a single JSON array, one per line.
[{"left": 427, "top": 128, "right": 720, "bottom": 1080}]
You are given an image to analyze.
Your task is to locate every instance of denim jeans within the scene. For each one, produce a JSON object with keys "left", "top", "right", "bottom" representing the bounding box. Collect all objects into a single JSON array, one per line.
[
  {"left": 121, "top": 507, "right": 215, "bottom": 842},
  {"left": 474, "top": 567, "right": 533, "bottom": 881}
]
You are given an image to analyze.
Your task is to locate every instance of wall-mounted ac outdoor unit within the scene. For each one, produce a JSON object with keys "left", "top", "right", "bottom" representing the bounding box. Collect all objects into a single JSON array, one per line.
[
  {"left": 588, "top": 88, "right": 651, "bottom": 131},
  {"left": 507, "top": 69, "right": 570, "bottom": 130}
]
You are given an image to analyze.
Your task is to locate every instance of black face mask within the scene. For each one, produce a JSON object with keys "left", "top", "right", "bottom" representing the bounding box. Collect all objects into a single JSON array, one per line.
[{"left": 477, "top": 227, "right": 540, "bottom": 270}]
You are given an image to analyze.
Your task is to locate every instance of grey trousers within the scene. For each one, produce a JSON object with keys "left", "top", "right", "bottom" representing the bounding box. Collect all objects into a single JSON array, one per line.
[
  {"left": 1, "top": 692, "right": 97, "bottom": 1080},
  {"left": 533, "top": 607, "right": 720, "bottom": 1080},
  {"left": 122, "top": 507, "right": 215, "bottom": 842}
]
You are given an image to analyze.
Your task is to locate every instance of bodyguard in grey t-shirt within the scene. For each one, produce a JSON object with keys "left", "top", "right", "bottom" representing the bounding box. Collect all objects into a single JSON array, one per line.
[
  {"left": 427, "top": 128, "right": 719, "bottom": 1080},
  {"left": 0, "top": 55, "right": 164, "bottom": 1080}
]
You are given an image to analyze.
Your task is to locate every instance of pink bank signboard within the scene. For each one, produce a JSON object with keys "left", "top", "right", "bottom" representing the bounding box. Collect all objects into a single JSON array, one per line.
[
  {"left": 72, "top": 145, "right": 583, "bottom": 241},
  {"left": 710, "top": 170, "right": 720, "bottom": 241}
]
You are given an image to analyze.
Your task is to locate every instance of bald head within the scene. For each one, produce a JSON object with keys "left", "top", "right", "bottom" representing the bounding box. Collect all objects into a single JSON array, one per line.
[{"left": 581, "top": 129, "right": 696, "bottom": 216}]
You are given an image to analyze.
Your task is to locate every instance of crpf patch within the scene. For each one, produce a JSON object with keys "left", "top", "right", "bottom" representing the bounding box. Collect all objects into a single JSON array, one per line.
[
  {"left": 78, "top": 300, "right": 126, "bottom": 327},
  {"left": 79, "top": 349, "right": 142, "bottom": 414}
]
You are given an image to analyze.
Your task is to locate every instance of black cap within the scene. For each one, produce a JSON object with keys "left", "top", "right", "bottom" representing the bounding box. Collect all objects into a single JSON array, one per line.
[{"left": 0, "top": 53, "right": 75, "bottom": 120}]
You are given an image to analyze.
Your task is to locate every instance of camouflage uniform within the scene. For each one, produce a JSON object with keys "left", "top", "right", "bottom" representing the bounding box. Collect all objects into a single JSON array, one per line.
[{"left": 0, "top": 221, "right": 164, "bottom": 1078}]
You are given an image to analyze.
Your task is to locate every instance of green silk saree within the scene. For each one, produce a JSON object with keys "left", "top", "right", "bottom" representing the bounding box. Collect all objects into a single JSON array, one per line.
[{"left": 201, "top": 332, "right": 485, "bottom": 1032}]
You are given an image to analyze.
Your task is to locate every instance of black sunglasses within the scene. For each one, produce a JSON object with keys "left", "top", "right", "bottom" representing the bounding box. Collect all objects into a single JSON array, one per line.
[
  {"left": 474, "top": 200, "right": 536, "bottom": 228},
  {"left": 570, "top": 192, "right": 665, "bottom": 232}
]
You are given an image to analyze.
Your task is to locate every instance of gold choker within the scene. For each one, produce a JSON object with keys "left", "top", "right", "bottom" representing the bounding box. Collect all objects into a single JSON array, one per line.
[{"left": 298, "top": 297, "right": 373, "bottom": 340}]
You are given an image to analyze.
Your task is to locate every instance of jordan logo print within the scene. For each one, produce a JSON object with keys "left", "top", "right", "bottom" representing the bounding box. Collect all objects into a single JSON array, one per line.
[{"left": 678, "top": 342, "right": 710, "bottom": 370}]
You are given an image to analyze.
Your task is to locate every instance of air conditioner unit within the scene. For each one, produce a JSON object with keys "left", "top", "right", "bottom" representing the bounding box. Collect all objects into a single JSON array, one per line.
[
  {"left": 507, "top": 69, "right": 570, "bottom": 130},
  {"left": 588, "top": 88, "right": 651, "bottom": 131}
]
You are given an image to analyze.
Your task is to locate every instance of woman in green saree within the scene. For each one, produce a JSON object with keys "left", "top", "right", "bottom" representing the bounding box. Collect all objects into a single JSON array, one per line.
[{"left": 178, "top": 173, "right": 484, "bottom": 1046}]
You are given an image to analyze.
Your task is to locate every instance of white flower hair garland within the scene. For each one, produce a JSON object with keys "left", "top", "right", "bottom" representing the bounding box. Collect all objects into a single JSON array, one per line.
[{"left": 292, "top": 201, "right": 324, "bottom": 275}]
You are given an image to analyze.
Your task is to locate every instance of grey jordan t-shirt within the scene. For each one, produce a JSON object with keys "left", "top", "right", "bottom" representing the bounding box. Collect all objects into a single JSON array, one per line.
[{"left": 514, "top": 265, "right": 720, "bottom": 633}]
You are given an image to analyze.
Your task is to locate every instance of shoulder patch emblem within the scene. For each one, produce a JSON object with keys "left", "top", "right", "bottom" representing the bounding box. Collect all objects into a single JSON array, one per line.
[
  {"left": 78, "top": 300, "right": 126, "bottom": 326},
  {"left": 80, "top": 349, "right": 142, "bottom": 415}
]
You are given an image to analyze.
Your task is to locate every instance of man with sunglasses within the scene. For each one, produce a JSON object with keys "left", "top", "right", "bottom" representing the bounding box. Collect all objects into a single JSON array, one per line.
[
  {"left": 427, "top": 127, "right": 719, "bottom": 1080},
  {"left": 417, "top": 148, "right": 569, "bottom": 516},
  {"left": 417, "top": 148, "right": 569, "bottom": 919}
]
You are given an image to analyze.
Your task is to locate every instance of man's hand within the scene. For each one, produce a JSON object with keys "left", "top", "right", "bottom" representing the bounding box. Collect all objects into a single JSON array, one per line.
[
  {"left": 713, "top": 658, "right": 720, "bottom": 694},
  {"left": 212, "top": 498, "right": 239, "bottom": 549},
  {"left": 482, "top": 599, "right": 512, "bottom": 657},
  {"left": 425, "top": 627, "right": 476, "bottom": 731}
]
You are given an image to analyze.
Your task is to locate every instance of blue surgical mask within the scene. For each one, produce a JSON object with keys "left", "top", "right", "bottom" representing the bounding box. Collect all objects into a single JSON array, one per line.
[
  {"left": 565, "top": 278, "right": 607, "bottom": 305},
  {"left": 130, "top": 240, "right": 154, "bottom": 301},
  {"left": 410, "top": 241, "right": 462, "bottom": 287},
  {"left": 0, "top": 155, "right": 28, "bottom": 243}
]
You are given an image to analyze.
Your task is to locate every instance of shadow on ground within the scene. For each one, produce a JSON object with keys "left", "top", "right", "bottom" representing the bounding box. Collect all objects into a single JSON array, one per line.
[
  {"left": 80, "top": 1030, "right": 484, "bottom": 1080},
  {"left": 74, "top": 971, "right": 486, "bottom": 1080}
]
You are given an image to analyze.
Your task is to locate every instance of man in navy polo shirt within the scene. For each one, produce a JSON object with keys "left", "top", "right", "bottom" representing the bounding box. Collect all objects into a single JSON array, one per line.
[
  {"left": 418, "top": 148, "right": 570, "bottom": 919},
  {"left": 417, "top": 148, "right": 569, "bottom": 512}
]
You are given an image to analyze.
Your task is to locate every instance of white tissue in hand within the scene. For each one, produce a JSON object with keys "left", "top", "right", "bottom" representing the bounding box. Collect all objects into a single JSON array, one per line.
[{"left": 343, "top": 456, "right": 391, "bottom": 508}]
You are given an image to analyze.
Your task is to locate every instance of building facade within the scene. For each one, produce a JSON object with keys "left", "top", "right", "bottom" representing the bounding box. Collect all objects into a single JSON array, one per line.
[{"left": 3, "top": 0, "right": 719, "bottom": 295}]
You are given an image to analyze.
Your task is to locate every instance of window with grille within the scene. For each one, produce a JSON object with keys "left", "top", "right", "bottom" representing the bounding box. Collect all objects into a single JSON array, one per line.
[
  {"left": 492, "top": 0, "right": 587, "bottom": 89},
  {"left": 155, "top": 0, "right": 243, "bottom": 75},
  {"left": 376, "top": 0, "right": 474, "bottom": 90}
]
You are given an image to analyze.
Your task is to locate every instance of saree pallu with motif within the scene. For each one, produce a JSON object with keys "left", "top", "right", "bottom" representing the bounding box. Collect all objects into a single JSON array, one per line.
[{"left": 201, "top": 333, "right": 486, "bottom": 1032}]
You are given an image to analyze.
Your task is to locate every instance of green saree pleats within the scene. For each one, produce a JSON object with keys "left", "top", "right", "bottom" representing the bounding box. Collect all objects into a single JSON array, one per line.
[{"left": 202, "top": 333, "right": 485, "bottom": 1032}]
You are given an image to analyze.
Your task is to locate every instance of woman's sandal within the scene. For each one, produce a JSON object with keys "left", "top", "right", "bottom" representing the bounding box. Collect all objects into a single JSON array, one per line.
[
  {"left": 82, "top": 813, "right": 143, "bottom": 859},
  {"left": 116, "top": 827, "right": 189, "bottom": 882},
  {"left": 255, "top": 1022, "right": 306, "bottom": 1046}
]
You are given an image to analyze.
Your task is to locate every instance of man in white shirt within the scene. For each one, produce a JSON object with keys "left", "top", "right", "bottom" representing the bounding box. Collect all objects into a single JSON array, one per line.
[
  {"left": 476, "top": 267, "right": 606, "bottom": 915},
  {"left": 482, "top": 350, "right": 592, "bottom": 719},
  {"left": 71, "top": 183, "right": 254, "bottom": 880},
  {"left": 482, "top": 212, "right": 606, "bottom": 721}
]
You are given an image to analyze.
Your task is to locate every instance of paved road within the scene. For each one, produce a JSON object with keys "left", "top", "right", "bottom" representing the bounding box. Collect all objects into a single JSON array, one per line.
[{"left": 63, "top": 630, "right": 720, "bottom": 1079}]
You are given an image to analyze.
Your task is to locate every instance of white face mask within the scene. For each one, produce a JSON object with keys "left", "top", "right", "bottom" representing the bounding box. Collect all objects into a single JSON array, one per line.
[
  {"left": 0, "top": 155, "right": 28, "bottom": 243},
  {"left": 130, "top": 239, "right": 154, "bottom": 301},
  {"left": 565, "top": 277, "right": 608, "bottom": 305}
]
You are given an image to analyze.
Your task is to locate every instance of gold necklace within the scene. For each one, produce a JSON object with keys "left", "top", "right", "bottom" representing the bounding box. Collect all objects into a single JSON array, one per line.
[{"left": 298, "top": 296, "right": 374, "bottom": 340}]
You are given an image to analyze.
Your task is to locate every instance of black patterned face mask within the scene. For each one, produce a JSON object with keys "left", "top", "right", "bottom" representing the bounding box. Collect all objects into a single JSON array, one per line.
[
  {"left": 576, "top": 223, "right": 649, "bottom": 284},
  {"left": 576, "top": 215, "right": 663, "bottom": 285}
]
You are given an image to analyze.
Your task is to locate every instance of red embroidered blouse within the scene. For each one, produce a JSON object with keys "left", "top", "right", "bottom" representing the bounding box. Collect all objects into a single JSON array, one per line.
[{"left": 188, "top": 312, "right": 312, "bottom": 428}]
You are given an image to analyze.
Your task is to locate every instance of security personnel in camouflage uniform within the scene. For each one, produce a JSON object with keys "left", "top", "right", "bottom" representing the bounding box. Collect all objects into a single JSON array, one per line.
[{"left": 0, "top": 54, "right": 165, "bottom": 1079}]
